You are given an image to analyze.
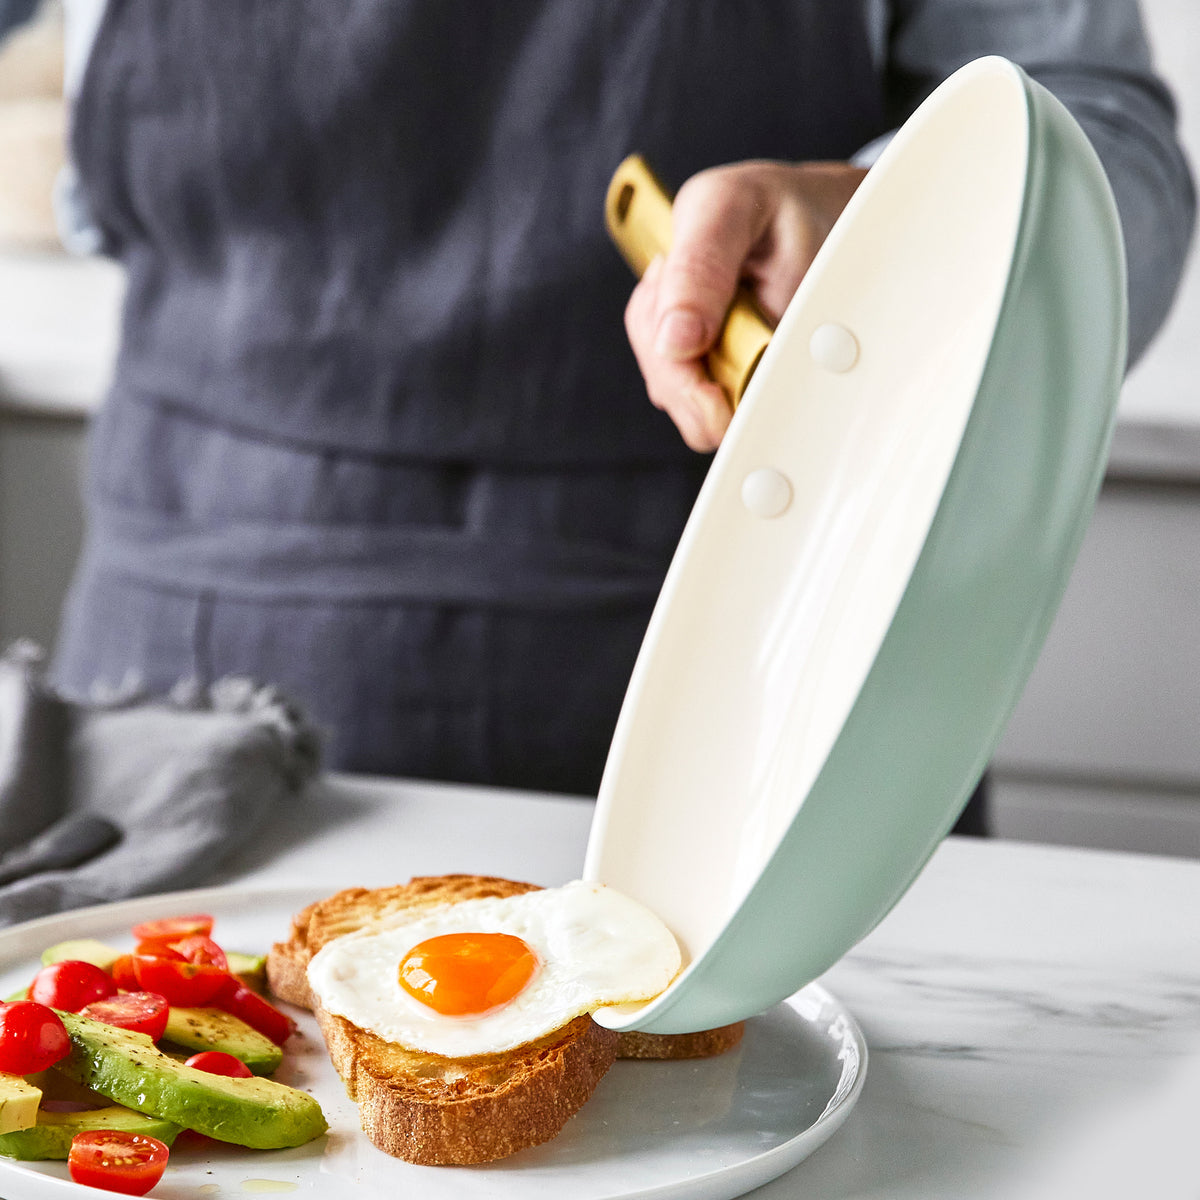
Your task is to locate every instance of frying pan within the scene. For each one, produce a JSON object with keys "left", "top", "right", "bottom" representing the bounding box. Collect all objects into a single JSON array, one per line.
[{"left": 584, "top": 57, "right": 1127, "bottom": 1034}]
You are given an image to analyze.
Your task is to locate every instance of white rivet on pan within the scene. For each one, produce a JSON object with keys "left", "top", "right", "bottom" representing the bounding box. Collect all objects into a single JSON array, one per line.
[
  {"left": 741, "top": 467, "right": 792, "bottom": 518},
  {"left": 810, "top": 323, "right": 859, "bottom": 372}
]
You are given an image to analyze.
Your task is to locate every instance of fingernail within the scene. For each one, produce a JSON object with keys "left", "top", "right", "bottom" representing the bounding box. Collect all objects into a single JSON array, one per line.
[{"left": 655, "top": 310, "right": 706, "bottom": 360}]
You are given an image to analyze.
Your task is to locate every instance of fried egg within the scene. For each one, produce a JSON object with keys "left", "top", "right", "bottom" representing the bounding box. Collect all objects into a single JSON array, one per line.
[{"left": 305, "top": 881, "right": 682, "bottom": 1058}]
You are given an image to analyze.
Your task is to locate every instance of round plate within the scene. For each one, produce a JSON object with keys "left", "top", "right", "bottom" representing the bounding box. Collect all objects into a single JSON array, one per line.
[{"left": 0, "top": 886, "right": 866, "bottom": 1200}]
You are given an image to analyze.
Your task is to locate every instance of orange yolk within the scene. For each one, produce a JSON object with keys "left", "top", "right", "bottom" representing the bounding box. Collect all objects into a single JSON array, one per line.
[{"left": 398, "top": 931, "right": 539, "bottom": 1016}]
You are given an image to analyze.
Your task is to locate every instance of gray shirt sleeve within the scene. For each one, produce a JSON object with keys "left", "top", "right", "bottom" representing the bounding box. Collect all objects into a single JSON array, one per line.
[{"left": 879, "top": 0, "right": 1196, "bottom": 366}]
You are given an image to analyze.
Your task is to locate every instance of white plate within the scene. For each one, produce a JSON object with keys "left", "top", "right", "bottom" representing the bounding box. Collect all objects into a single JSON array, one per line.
[{"left": 0, "top": 886, "right": 866, "bottom": 1200}]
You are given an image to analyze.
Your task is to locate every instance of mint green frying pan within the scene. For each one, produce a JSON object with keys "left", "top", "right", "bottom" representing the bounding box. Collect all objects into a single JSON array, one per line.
[{"left": 585, "top": 57, "right": 1126, "bottom": 1034}]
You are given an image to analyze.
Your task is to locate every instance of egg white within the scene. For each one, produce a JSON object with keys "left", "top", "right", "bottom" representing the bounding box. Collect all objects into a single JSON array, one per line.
[{"left": 305, "top": 881, "right": 682, "bottom": 1058}]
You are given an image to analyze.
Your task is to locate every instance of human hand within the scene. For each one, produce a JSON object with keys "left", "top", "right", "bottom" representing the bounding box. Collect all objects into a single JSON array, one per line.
[{"left": 624, "top": 160, "right": 868, "bottom": 452}]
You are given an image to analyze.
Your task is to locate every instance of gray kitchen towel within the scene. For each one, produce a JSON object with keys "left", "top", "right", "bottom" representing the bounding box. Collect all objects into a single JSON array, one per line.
[{"left": 0, "top": 642, "right": 320, "bottom": 927}]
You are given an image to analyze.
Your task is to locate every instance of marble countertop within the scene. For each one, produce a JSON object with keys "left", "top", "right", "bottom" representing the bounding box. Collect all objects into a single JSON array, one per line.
[{"left": 211, "top": 772, "right": 1200, "bottom": 1200}]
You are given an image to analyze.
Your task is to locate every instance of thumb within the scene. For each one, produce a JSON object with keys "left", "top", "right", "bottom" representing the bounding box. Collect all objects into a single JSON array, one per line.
[{"left": 653, "top": 167, "right": 773, "bottom": 362}]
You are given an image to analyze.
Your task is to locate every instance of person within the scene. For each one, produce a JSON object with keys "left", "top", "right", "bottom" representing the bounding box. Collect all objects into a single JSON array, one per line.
[{"left": 2, "top": 3, "right": 1194, "bottom": 823}]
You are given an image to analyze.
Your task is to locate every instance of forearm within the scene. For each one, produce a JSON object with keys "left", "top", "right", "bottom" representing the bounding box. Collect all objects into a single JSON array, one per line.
[
  {"left": 884, "top": 0, "right": 1196, "bottom": 365},
  {"left": 1026, "top": 63, "right": 1195, "bottom": 365}
]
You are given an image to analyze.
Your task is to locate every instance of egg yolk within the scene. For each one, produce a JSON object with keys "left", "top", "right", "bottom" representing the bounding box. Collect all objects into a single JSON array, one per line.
[{"left": 398, "top": 931, "right": 539, "bottom": 1016}]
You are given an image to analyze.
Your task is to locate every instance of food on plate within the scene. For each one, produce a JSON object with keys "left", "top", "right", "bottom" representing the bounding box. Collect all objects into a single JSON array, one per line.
[
  {"left": 129, "top": 953, "right": 229, "bottom": 1007},
  {"left": 54, "top": 1008, "right": 324, "bottom": 1150},
  {"left": 0, "top": 885, "right": 747, "bottom": 1187},
  {"left": 269, "top": 875, "right": 641, "bottom": 1164},
  {"left": 40, "top": 939, "right": 123, "bottom": 972},
  {"left": 614, "top": 1021, "right": 746, "bottom": 1060},
  {"left": 183, "top": 1050, "right": 255, "bottom": 1078},
  {"left": 0, "top": 1105, "right": 180, "bottom": 1162},
  {"left": 158, "top": 1006, "right": 282, "bottom": 1074},
  {"left": 68, "top": 1128, "right": 170, "bottom": 1196},
  {"left": 0, "top": 1001, "right": 69, "bottom": 1075},
  {"left": 269, "top": 873, "right": 742, "bottom": 1165},
  {"left": 214, "top": 978, "right": 293, "bottom": 1044},
  {"left": 0, "top": 911, "right": 326, "bottom": 1196},
  {"left": 29, "top": 959, "right": 117, "bottom": 1011},
  {"left": 130, "top": 915, "right": 216, "bottom": 945},
  {"left": 304, "top": 878, "right": 680, "bottom": 1058},
  {"left": 0, "top": 1071, "right": 42, "bottom": 1133},
  {"left": 80, "top": 992, "right": 171, "bottom": 1041}
]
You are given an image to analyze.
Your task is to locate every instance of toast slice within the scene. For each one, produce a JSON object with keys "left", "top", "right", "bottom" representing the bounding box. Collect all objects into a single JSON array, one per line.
[
  {"left": 267, "top": 875, "right": 620, "bottom": 1165},
  {"left": 615, "top": 1021, "right": 745, "bottom": 1060}
]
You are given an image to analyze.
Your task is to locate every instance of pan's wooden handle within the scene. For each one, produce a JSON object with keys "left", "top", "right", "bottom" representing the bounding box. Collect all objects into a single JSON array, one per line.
[{"left": 604, "top": 154, "right": 774, "bottom": 409}]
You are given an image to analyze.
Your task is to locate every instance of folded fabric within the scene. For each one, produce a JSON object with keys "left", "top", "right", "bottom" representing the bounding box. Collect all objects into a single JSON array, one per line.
[{"left": 0, "top": 642, "right": 321, "bottom": 928}]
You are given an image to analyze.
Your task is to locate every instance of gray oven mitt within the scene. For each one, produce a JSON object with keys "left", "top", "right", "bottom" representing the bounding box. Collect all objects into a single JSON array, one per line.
[{"left": 0, "top": 642, "right": 321, "bottom": 928}]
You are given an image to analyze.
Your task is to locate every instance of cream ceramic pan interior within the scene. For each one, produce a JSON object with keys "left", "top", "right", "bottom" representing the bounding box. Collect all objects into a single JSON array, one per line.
[{"left": 585, "top": 58, "right": 1126, "bottom": 1034}]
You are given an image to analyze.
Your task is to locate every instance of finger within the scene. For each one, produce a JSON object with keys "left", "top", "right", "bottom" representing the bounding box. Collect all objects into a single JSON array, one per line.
[
  {"left": 625, "top": 263, "right": 731, "bottom": 452},
  {"left": 650, "top": 362, "right": 730, "bottom": 453},
  {"left": 676, "top": 379, "right": 733, "bottom": 452},
  {"left": 653, "top": 167, "right": 772, "bottom": 362}
]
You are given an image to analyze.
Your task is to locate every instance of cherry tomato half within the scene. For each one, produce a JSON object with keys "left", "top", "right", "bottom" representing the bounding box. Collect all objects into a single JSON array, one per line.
[
  {"left": 170, "top": 935, "right": 229, "bottom": 972},
  {"left": 184, "top": 1050, "right": 253, "bottom": 1078},
  {"left": 68, "top": 1130, "right": 169, "bottom": 1196},
  {"left": 131, "top": 955, "right": 229, "bottom": 1007},
  {"left": 81, "top": 991, "right": 170, "bottom": 1041},
  {"left": 130, "top": 914, "right": 214, "bottom": 944},
  {"left": 28, "top": 960, "right": 117, "bottom": 1012},
  {"left": 0, "top": 1001, "right": 70, "bottom": 1074},
  {"left": 109, "top": 954, "right": 139, "bottom": 991},
  {"left": 213, "top": 981, "right": 294, "bottom": 1046},
  {"left": 135, "top": 941, "right": 187, "bottom": 961}
]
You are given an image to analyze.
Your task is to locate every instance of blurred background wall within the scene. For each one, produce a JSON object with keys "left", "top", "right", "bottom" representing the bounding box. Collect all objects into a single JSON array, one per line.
[{"left": 0, "top": 0, "right": 1197, "bottom": 854}]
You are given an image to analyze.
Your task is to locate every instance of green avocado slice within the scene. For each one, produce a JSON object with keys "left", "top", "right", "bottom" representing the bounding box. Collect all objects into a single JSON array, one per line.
[
  {"left": 162, "top": 1007, "right": 283, "bottom": 1076},
  {"left": 56, "top": 1012, "right": 326, "bottom": 1150},
  {"left": 40, "top": 939, "right": 122, "bottom": 971},
  {"left": 0, "top": 1105, "right": 181, "bottom": 1161}
]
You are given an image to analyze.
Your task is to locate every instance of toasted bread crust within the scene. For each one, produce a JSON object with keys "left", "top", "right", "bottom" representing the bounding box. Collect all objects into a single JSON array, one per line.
[
  {"left": 267, "top": 875, "right": 619, "bottom": 1164},
  {"left": 616, "top": 1022, "right": 745, "bottom": 1060}
]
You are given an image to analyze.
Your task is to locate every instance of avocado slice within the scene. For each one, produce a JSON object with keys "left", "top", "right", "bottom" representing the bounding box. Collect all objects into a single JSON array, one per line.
[
  {"left": 0, "top": 1073, "right": 41, "bottom": 1134},
  {"left": 0, "top": 1105, "right": 180, "bottom": 1160},
  {"left": 4, "top": 938, "right": 124, "bottom": 1001},
  {"left": 162, "top": 1007, "right": 283, "bottom": 1075},
  {"left": 56, "top": 1012, "right": 326, "bottom": 1149},
  {"left": 225, "top": 951, "right": 268, "bottom": 989},
  {"left": 40, "top": 939, "right": 122, "bottom": 971}
]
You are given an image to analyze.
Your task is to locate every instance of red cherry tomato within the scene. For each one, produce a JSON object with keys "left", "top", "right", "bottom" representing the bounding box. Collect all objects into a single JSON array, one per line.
[
  {"left": 28, "top": 959, "right": 117, "bottom": 1013},
  {"left": 81, "top": 991, "right": 170, "bottom": 1041},
  {"left": 135, "top": 941, "right": 188, "bottom": 961},
  {"left": 170, "top": 935, "right": 229, "bottom": 972},
  {"left": 213, "top": 982, "right": 294, "bottom": 1046},
  {"left": 110, "top": 954, "right": 139, "bottom": 991},
  {"left": 184, "top": 1049, "right": 253, "bottom": 1078},
  {"left": 68, "top": 1130, "right": 169, "bottom": 1196},
  {"left": 0, "top": 1001, "right": 70, "bottom": 1073},
  {"left": 131, "top": 914, "right": 214, "bottom": 944},
  {"left": 131, "top": 955, "right": 229, "bottom": 1007}
]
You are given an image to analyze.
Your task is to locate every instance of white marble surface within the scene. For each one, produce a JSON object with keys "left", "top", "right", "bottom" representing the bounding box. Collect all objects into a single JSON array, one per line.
[{"left": 211, "top": 772, "right": 1200, "bottom": 1200}]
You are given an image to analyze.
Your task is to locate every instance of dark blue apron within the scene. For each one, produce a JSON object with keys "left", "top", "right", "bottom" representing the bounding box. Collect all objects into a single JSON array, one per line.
[{"left": 54, "top": 0, "right": 890, "bottom": 795}]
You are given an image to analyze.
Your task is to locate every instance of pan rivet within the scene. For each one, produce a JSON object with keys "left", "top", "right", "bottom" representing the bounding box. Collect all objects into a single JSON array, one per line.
[
  {"left": 741, "top": 468, "right": 792, "bottom": 518},
  {"left": 810, "top": 323, "right": 859, "bottom": 372}
]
